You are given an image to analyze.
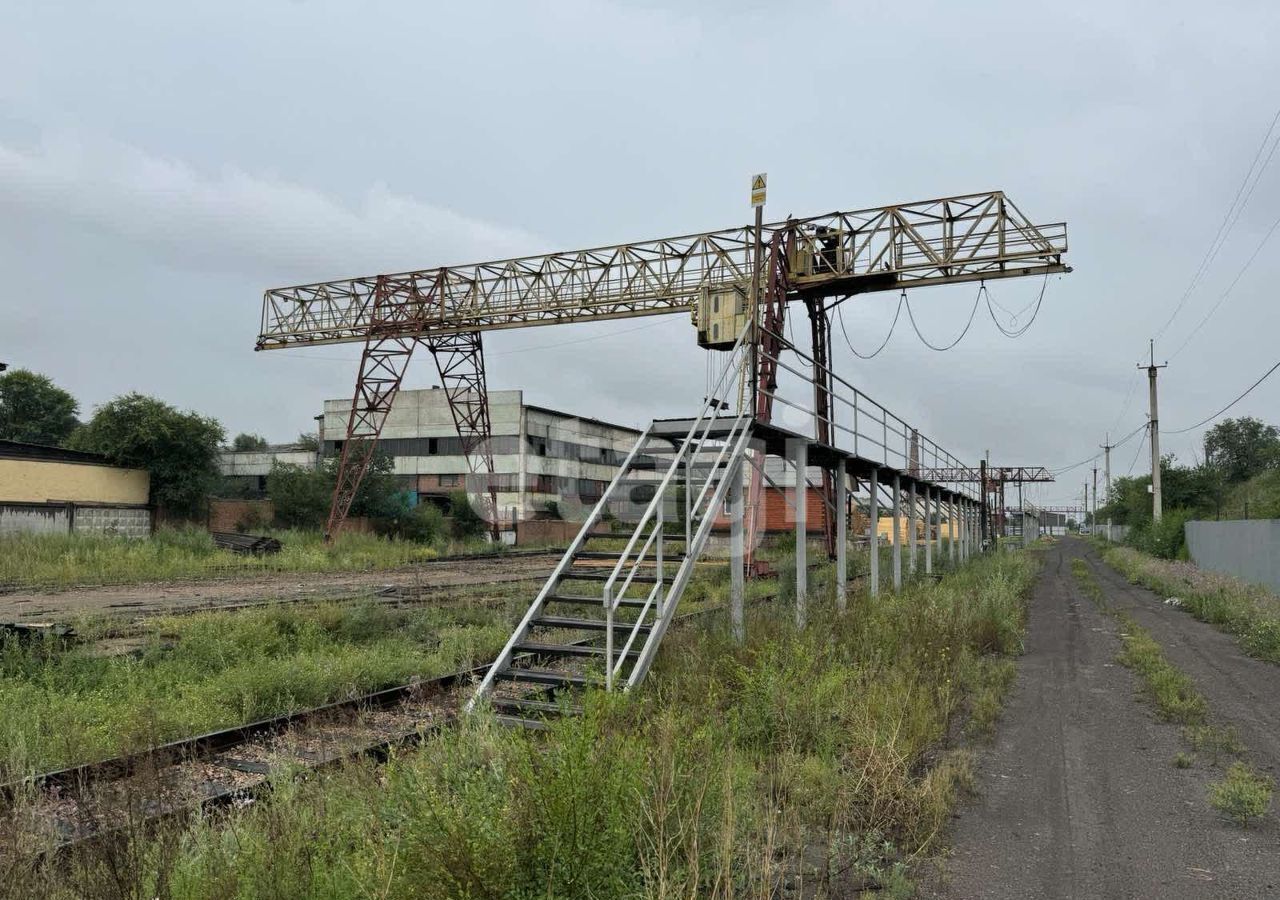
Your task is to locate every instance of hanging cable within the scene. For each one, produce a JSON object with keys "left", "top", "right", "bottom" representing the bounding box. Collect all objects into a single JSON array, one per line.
[
  {"left": 1127, "top": 427, "right": 1149, "bottom": 476},
  {"left": 1169, "top": 209, "right": 1280, "bottom": 360},
  {"left": 1155, "top": 104, "right": 1280, "bottom": 340},
  {"left": 985, "top": 275, "right": 1050, "bottom": 338},
  {"left": 1049, "top": 421, "right": 1146, "bottom": 477},
  {"left": 903, "top": 283, "right": 983, "bottom": 351},
  {"left": 834, "top": 292, "right": 903, "bottom": 359},
  {"left": 1161, "top": 357, "right": 1280, "bottom": 435}
]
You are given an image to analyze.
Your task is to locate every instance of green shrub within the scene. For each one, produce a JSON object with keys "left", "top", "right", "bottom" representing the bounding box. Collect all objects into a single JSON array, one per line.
[
  {"left": 447, "top": 490, "right": 488, "bottom": 540},
  {"left": 1209, "top": 762, "right": 1273, "bottom": 826}
]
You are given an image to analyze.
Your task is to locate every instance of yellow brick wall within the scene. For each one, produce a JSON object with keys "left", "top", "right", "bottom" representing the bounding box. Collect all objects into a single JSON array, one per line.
[{"left": 0, "top": 458, "right": 149, "bottom": 504}]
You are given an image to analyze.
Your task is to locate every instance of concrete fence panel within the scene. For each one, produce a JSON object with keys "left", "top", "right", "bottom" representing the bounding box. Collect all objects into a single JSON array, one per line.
[{"left": 1184, "top": 519, "right": 1280, "bottom": 595}]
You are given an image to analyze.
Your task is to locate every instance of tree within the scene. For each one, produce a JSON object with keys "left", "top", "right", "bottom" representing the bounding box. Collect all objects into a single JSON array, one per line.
[
  {"left": 268, "top": 452, "right": 405, "bottom": 529},
  {"left": 296, "top": 432, "right": 319, "bottom": 452},
  {"left": 70, "top": 393, "right": 225, "bottom": 516},
  {"left": 1205, "top": 417, "right": 1280, "bottom": 484},
  {"left": 231, "top": 433, "right": 269, "bottom": 451},
  {"left": 0, "top": 369, "right": 79, "bottom": 446}
]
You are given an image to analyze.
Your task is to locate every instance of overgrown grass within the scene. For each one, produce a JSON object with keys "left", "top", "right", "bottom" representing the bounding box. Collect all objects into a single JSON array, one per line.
[
  {"left": 1071, "top": 559, "right": 1207, "bottom": 726},
  {"left": 1103, "top": 545, "right": 1280, "bottom": 665},
  {"left": 1209, "top": 762, "right": 1274, "bottom": 826},
  {"left": 0, "top": 598, "right": 518, "bottom": 777},
  {"left": 0, "top": 526, "right": 508, "bottom": 590},
  {"left": 11, "top": 549, "right": 1040, "bottom": 898}
]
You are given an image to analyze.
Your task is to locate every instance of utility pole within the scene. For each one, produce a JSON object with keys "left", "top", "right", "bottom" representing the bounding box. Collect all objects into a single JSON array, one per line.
[
  {"left": 1100, "top": 433, "right": 1112, "bottom": 541},
  {"left": 1139, "top": 339, "right": 1168, "bottom": 522},
  {"left": 1092, "top": 465, "right": 1098, "bottom": 532}
]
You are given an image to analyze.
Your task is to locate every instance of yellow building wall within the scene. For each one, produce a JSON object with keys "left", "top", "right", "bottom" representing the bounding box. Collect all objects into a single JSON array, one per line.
[
  {"left": 875, "top": 516, "right": 959, "bottom": 541},
  {"left": 0, "top": 458, "right": 149, "bottom": 504}
]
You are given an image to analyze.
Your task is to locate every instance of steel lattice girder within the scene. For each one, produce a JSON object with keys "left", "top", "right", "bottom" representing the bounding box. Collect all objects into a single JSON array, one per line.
[
  {"left": 914, "top": 466, "right": 1054, "bottom": 484},
  {"left": 256, "top": 191, "right": 1068, "bottom": 350}
]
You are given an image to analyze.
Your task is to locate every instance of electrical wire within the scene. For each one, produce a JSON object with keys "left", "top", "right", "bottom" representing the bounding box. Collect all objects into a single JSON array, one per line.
[
  {"left": 1169, "top": 209, "right": 1280, "bottom": 360},
  {"left": 985, "top": 275, "right": 1050, "bottom": 338},
  {"left": 1161, "top": 357, "right": 1280, "bottom": 435},
  {"left": 833, "top": 293, "right": 903, "bottom": 359},
  {"left": 1110, "top": 370, "right": 1140, "bottom": 434},
  {"left": 1049, "top": 421, "right": 1146, "bottom": 477},
  {"left": 903, "top": 283, "right": 983, "bottom": 351},
  {"left": 1127, "top": 427, "right": 1148, "bottom": 476},
  {"left": 1155, "top": 105, "right": 1280, "bottom": 340}
]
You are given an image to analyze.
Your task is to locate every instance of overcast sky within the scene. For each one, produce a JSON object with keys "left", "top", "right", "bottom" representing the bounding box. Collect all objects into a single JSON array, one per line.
[{"left": 4, "top": 0, "right": 1279, "bottom": 506}]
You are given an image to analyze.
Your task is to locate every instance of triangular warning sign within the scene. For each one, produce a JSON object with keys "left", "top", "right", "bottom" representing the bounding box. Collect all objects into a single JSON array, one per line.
[{"left": 752, "top": 174, "right": 766, "bottom": 190}]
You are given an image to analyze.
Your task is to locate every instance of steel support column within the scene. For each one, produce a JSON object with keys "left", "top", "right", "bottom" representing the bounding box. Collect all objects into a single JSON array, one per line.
[
  {"left": 868, "top": 467, "right": 880, "bottom": 598},
  {"left": 892, "top": 474, "right": 903, "bottom": 592},
  {"left": 789, "top": 439, "right": 808, "bottom": 627},
  {"left": 924, "top": 486, "right": 934, "bottom": 575},
  {"left": 949, "top": 497, "right": 958, "bottom": 564},
  {"left": 728, "top": 457, "right": 745, "bottom": 643},
  {"left": 835, "top": 466, "right": 848, "bottom": 613},
  {"left": 908, "top": 481, "right": 918, "bottom": 576}
]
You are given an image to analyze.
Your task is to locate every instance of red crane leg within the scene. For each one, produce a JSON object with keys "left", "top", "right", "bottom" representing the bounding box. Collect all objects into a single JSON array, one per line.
[
  {"left": 426, "top": 331, "right": 501, "bottom": 540},
  {"left": 325, "top": 334, "right": 418, "bottom": 540}
]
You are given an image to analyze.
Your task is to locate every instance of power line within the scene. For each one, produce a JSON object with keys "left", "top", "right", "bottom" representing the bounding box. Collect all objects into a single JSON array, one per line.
[
  {"left": 1050, "top": 421, "right": 1145, "bottom": 477},
  {"left": 1155, "top": 105, "right": 1280, "bottom": 340},
  {"left": 1127, "top": 427, "right": 1148, "bottom": 476},
  {"left": 1110, "top": 370, "right": 1140, "bottom": 434},
  {"left": 903, "top": 283, "right": 983, "bottom": 351},
  {"left": 1161, "top": 357, "right": 1280, "bottom": 435},
  {"left": 1169, "top": 209, "right": 1280, "bottom": 359},
  {"left": 833, "top": 293, "right": 903, "bottom": 359}
]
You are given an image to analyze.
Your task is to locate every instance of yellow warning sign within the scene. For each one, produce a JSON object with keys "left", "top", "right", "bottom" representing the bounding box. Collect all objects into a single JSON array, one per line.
[{"left": 750, "top": 172, "right": 767, "bottom": 208}]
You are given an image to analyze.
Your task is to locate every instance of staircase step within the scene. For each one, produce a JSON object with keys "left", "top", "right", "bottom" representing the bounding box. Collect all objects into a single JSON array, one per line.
[
  {"left": 502, "top": 667, "right": 599, "bottom": 687},
  {"left": 531, "top": 616, "right": 652, "bottom": 633},
  {"left": 575, "top": 551, "right": 687, "bottom": 562},
  {"left": 493, "top": 696, "right": 585, "bottom": 716},
  {"left": 562, "top": 571, "right": 660, "bottom": 584},
  {"left": 514, "top": 641, "right": 639, "bottom": 658},
  {"left": 545, "top": 593, "right": 650, "bottom": 609}
]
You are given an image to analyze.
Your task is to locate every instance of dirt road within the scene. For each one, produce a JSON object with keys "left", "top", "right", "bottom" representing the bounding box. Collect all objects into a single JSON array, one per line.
[
  {"left": 0, "top": 552, "right": 560, "bottom": 622},
  {"left": 923, "top": 538, "right": 1280, "bottom": 899}
]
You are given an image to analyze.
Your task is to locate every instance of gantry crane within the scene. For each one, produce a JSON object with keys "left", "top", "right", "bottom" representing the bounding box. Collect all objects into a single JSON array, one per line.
[
  {"left": 256, "top": 190, "right": 1069, "bottom": 542},
  {"left": 913, "top": 464, "right": 1055, "bottom": 540}
]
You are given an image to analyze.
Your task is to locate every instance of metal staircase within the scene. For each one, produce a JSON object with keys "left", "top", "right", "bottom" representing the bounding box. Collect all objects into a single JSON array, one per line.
[{"left": 466, "top": 326, "right": 754, "bottom": 726}]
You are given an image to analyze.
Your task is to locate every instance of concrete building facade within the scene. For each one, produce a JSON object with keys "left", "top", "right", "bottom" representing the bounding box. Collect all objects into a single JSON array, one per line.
[
  {"left": 218, "top": 389, "right": 645, "bottom": 528},
  {"left": 323, "top": 389, "right": 643, "bottom": 525},
  {"left": 0, "top": 440, "right": 152, "bottom": 538}
]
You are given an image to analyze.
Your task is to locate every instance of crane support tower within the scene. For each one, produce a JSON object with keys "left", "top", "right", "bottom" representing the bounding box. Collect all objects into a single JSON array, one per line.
[{"left": 256, "top": 190, "right": 1069, "bottom": 542}]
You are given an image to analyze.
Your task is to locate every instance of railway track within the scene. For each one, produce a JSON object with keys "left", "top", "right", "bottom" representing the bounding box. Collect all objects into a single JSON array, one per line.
[{"left": 2, "top": 597, "right": 762, "bottom": 856}]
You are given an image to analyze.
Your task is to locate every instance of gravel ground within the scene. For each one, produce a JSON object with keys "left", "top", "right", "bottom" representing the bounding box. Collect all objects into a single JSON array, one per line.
[{"left": 920, "top": 538, "right": 1280, "bottom": 899}]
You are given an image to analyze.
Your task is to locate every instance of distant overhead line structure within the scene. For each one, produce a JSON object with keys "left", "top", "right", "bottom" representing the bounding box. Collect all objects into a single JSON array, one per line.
[{"left": 256, "top": 190, "right": 1069, "bottom": 539}]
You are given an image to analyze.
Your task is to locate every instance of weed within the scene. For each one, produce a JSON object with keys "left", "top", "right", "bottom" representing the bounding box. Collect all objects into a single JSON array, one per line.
[
  {"left": 1208, "top": 762, "right": 1274, "bottom": 826},
  {"left": 1102, "top": 546, "right": 1280, "bottom": 666},
  {"left": 0, "top": 525, "right": 503, "bottom": 590},
  {"left": 1173, "top": 751, "right": 1195, "bottom": 769},
  {"left": 4, "top": 548, "right": 1041, "bottom": 897}
]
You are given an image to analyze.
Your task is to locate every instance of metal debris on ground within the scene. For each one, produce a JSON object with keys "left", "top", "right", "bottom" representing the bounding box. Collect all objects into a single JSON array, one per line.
[{"left": 211, "top": 532, "right": 283, "bottom": 555}]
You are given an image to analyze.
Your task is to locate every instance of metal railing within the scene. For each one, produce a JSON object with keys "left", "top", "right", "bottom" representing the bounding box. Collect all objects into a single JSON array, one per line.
[
  {"left": 759, "top": 325, "right": 975, "bottom": 498},
  {"left": 601, "top": 322, "right": 755, "bottom": 689}
]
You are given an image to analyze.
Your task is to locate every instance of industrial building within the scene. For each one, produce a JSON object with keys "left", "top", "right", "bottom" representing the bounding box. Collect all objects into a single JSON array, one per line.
[
  {"left": 218, "top": 388, "right": 646, "bottom": 529},
  {"left": 0, "top": 440, "right": 151, "bottom": 537}
]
